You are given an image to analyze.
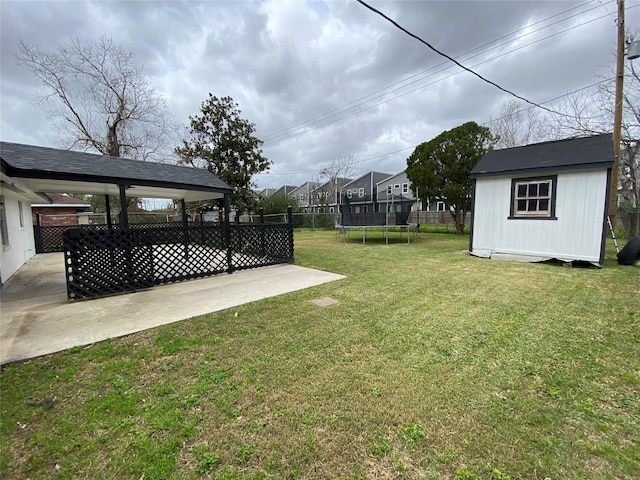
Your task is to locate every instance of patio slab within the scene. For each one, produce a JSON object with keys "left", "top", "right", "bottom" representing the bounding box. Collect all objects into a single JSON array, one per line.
[{"left": 0, "top": 253, "right": 345, "bottom": 365}]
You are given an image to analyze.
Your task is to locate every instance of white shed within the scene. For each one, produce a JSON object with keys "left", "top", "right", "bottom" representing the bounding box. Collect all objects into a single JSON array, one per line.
[{"left": 469, "top": 134, "right": 614, "bottom": 267}]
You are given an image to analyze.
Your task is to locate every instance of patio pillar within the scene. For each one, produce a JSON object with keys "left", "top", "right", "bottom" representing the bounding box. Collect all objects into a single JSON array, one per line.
[
  {"left": 224, "top": 194, "right": 230, "bottom": 225},
  {"left": 34, "top": 213, "right": 44, "bottom": 253},
  {"left": 181, "top": 199, "right": 188, "bottom": 227},
  {"left": 181, "top": 199, "right": 189, "bottom": 260},
  {"left": 105, "top": 195, "right": 113, "bottom": 230},
  {"left": 118, "top": 184, "right": 129, "bottom": 229}
]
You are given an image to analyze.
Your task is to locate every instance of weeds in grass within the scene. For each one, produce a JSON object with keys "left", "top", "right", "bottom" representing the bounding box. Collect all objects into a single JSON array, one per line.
[
  {"left": 194, "top": 448, "right": 221, "bottom": 474},
  {"left": 400, "top": 423, "right": 427, "bottom": 445},
  {"left": 1, "top": 232, "right": 638, "bottom": 479}
]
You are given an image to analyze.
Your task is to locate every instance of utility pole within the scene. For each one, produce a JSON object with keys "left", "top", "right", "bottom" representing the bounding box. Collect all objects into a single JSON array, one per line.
[{"left": 609, "top": 0, "right": 625, "bottom": 226}]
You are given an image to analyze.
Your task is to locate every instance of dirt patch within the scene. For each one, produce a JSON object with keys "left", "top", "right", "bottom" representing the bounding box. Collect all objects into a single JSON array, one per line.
[{"left": 311, "top": 297, "right": 339, "bottom": 307}]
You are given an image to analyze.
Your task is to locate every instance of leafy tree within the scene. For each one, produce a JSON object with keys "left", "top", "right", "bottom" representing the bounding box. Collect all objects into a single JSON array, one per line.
[
  {"left": 16, "top": 35, "right": 179, "bottom": 162},
  {"left": 258, "top": 194, "right": 300, "bottom": 216},
  {"left": 406, "top": 121, "right": 495, "bottom": 234},
  {"left": 176, "top": 94, "right": 271, "bottom": 214}
]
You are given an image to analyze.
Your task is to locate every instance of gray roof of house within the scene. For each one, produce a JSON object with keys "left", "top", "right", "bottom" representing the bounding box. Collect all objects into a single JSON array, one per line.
[
  {"left": 470, "top": 134, "right": 614, "bottom": 178},
  {"left": 343, "top": 171, "right": 392, "bottom": 188},
  {"left": 1, "top": 141, "right": 232, "bottom": 201}
]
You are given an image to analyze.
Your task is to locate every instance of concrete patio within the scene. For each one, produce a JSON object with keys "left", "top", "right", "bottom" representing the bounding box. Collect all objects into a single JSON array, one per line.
[{"left": 0, "top": 253, "right": 345, "bottom": 365}]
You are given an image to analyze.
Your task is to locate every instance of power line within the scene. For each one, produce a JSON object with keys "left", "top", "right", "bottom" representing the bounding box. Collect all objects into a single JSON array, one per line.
[
  {"left": 355, "top": 0, "right": 601, "bottom": 120},
  {"left": 261, "top": 4, "right": 612, "bottom": 146},
  {"left": 261, "top": 11, "right": 612, "bottom": 146},
  {"left": 261, "top": 0, "right": 600, "bottom": 143},
  {"left": 257, "top": 77, "right": 615, "bottom": 179}
]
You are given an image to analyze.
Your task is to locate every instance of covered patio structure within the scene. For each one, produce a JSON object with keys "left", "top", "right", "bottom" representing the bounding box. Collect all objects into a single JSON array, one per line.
[{"left": 1, "top": 142, "right": 294, "bottom": 300}]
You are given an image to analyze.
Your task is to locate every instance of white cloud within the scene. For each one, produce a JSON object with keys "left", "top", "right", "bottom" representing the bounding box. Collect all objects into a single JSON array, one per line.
[{"left": 1, "top": 0, "right": 632, "bottom": 190}]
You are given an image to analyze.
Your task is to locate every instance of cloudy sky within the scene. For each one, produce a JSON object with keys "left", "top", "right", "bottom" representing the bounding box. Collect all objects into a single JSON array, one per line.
[{"left": 1, "top": 0, "right": 639, "bottom": 192}]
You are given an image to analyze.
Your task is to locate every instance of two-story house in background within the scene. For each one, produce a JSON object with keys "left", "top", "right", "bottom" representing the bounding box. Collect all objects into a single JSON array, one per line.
[
  {"left": 340, "top": 172, "right": 391, "bottom": 214},
  {"left": 289, "top": 182, "right": 320, "bottom": 211},
  {"left": 311, "top": 177, "right": 352, "bottom": 213}
]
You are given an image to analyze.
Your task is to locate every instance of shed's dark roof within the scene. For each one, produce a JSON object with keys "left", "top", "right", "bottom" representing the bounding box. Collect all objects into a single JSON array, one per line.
[
  {"left": 470, "top": 134, "right": 614, "bottom": 178},
  {"left": 1, "top": 141, "right": 232, "bottom": 201}
]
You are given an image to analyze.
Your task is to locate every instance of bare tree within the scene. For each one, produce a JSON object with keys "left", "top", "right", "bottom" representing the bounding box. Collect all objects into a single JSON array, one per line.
[
  {"left": 548, "top": 61, "right": 640, "bottom": 224},
  {"left": 319, "top": 153, "right": 359, "bottom": 181},
  {"left": 16, "top": 35, "right": 179, "bottom": 162},
  {"left": 314, "top": 153, "right": 359, "bottom": 211},
  {"left": 489, "top": 100, "right": 548, "bottom": 149}
]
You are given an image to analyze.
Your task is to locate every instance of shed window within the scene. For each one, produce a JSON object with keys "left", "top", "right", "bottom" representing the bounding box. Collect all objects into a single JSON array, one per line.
[{"left": 509, "top": 176, "right": 557, "bottom": 220}]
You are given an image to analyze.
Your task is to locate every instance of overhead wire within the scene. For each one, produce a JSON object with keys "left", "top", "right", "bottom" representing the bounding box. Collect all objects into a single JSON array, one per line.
[
  {"left": 257, "top": 1, "right": 624, "bottom": 182},
  {"left": 257, "top": 76, "right": 616, "bottom": 178},
  {"left": 261, "top": 10, "right": 613, "bottom": 146},
  {"left": 261, "top": 7, "right": 614, "bottom": 145},
  {"left": 353, "top": 0, "right": 602, "bottom": 119},
  {"left": 261, "top": 0, "right": 601, "bottom": 144}
]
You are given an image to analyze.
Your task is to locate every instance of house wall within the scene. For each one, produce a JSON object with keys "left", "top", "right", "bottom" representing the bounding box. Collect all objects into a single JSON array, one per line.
[
  {"left": 1, "top": 192, "right": 36, "bottom": 284},
  {"left": 471, "top": 169, "right": 608, "bottom": 264},
  {"left": 32, "top": 207, "right": 81, "bottom": 226}
]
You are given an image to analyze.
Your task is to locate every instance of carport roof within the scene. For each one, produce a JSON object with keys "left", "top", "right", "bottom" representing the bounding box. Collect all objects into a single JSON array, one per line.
[
  {"left": 1, "top": 141, "right": 232, "bottom": 202},
  {"left": 471, "top": 133, "right": 614, "bottom": 178}
]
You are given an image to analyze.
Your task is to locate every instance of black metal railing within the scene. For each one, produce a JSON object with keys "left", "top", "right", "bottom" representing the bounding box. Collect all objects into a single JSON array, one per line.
[{"left": 62, "top": 222, "right": 294, "bottom": 300}]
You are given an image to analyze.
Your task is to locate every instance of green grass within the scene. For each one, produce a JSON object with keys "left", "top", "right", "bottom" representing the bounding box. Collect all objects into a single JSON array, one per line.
[{"left": 1, "top": 231, "right": 638, "bottom": 479}]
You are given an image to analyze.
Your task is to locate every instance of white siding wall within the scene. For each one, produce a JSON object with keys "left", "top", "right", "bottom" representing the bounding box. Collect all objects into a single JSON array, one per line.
[
  {"left": 471, "top": 169, "right": 608, "bottom": 263},
  {"left": 1, "top": 192, "right": 36, "bottom": 283}
]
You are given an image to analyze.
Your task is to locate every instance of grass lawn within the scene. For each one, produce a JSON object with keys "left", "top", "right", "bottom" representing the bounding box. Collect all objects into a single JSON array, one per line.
[{"left": 1, "top": 230, "right": 638, "bottom": 479}]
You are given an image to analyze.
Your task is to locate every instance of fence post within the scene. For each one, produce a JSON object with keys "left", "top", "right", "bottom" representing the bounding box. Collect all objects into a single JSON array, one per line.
[
  {"left": 259, "top": 207, "right": 266, "bottom": 258},
  {"left": 224, "top": 196, "right": 234, "bottom": 273},
  {"left": 287, "top": 206, "right": 294, "bottom": 263}
]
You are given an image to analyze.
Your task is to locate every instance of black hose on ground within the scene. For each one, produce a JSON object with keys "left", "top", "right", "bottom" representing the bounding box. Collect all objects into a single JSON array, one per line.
[{"left": 617, "top": 236, "right": 640, "bottom": 266}]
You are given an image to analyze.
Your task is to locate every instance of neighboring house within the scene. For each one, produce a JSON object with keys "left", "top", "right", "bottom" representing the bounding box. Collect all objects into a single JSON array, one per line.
[
  {"left": 469, "top": 134, "right": 614, "bottom": 267},
  {"left": 340, "top": 171, "right": 392, "bottom": 214},
  {"left": 288, "top": 182, "right": 320, "bottom": 211},
  {"left": 271, "top": 185, "right": 298, "bottom": 197},
  {"left": 375, "top": 171, "right": 419, "bottom": 224},
  {"left": 311, "top": 177, "right": 352, "bottom": 213},
  {"left": 31, "top": 192, "right": 92, "bottom": 226},
  {"left": 257, "top": 188, "right": 277, "bottom": 199}
]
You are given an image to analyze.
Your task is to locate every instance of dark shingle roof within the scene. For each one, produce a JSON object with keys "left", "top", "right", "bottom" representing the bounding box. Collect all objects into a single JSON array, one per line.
[
  {"left": 470, "top": 134, "right": 614, "bottom": 178},
  {"left": 38, "top": 192, "right": 91, "bottom": 206},
  {"left": 1, "top": 142, "right": 231, "bottom": 199}
]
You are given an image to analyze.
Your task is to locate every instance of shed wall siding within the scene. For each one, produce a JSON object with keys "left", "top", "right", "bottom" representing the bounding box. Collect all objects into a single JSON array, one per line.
[
  {"left": 472, "top": 169, "right": 607, "bottom": 263},
  {"left": 1, "top": 192, "right": 36, "bottom": 283}
]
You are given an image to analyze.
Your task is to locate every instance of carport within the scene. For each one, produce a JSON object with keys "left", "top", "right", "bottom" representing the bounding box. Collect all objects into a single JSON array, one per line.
[{"left": 1, "top": 142, "right": 294, "bottom": 300}]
